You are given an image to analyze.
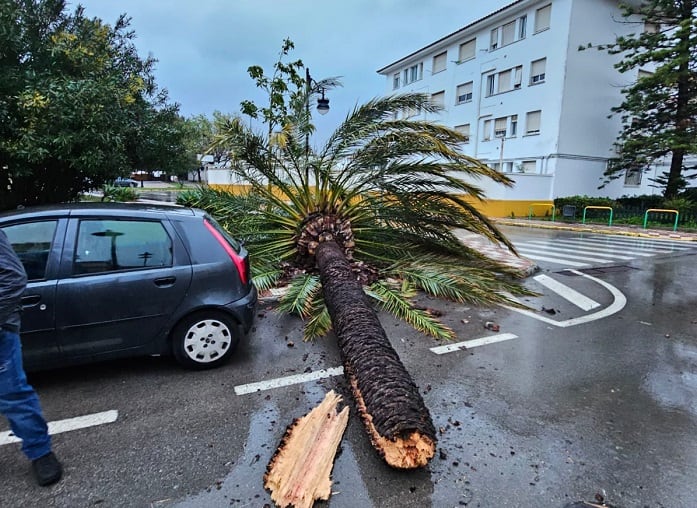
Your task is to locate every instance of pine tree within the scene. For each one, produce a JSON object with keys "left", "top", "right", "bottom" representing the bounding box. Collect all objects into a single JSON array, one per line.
[{"left": 590, "top": 0, "right": 697, "bottom": 198}]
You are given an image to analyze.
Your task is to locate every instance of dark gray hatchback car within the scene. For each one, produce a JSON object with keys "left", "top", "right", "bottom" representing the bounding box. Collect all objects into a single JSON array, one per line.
[{"left": 0, "top": 203, "right": 257, "bottom": 371}]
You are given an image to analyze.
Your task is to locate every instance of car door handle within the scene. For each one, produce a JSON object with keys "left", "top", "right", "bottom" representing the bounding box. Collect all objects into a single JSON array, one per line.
[
  {"left": 21, "top": 295, "right": 42, "bottom": 308},
  {"left": 153, "top": 276, "right": 176, "bottom": 287}
]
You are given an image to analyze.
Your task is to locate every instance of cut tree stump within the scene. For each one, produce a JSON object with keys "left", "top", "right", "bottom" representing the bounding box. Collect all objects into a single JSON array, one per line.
[{"left": 264, "top": 390, "right": 349, "bottom": 508}]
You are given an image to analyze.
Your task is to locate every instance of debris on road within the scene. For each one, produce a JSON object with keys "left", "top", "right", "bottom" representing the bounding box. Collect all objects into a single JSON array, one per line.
[
  {"left": 264, "top": 390, "right": 349, "bottom": 508},
  {"left": 484, "top": 321, "right": 500, "bottom": 332}
]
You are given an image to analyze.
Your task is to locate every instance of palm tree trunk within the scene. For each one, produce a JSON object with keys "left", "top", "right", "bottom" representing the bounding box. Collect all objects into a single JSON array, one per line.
[{"left": 315, "top": 239, "right": 436, "bottom": 469}]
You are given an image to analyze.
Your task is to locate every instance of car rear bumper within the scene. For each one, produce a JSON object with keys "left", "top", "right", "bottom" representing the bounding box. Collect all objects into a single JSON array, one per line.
[{"left": 226, "top": 285, "right": 258, "bottom": 333}]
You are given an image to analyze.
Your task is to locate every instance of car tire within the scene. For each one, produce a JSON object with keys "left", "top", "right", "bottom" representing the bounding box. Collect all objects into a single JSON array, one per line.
[{"left": 172, "top": 311, "right": 239, "bottom": 369}]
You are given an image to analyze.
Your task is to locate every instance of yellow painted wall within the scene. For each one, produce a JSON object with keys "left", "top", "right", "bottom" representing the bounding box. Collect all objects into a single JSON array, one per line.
[{"left": 209, "top": 184, "right": 554, "bottom": 219}]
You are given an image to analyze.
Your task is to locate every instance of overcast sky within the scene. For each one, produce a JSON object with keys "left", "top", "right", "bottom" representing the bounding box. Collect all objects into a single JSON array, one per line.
[{"left": 72, "top": 1, "right": 511, "bottom": 136}]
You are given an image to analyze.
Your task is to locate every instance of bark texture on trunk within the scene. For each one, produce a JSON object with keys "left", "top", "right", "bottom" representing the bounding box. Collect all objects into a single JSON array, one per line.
[
  {"left": 315, "top": 240, "right": 436, "bottom": 469},
  {"left": 264, "top": 390, "right": 349, "bottom": 508}
]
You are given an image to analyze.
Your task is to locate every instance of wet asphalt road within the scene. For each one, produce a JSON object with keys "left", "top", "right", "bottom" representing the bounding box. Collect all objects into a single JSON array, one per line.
[{"left": 0, "top": 228, "right": 695, "bottom": 507}]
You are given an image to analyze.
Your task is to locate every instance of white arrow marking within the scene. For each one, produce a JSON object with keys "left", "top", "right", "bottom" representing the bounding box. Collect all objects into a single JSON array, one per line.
[{"left": 0, "top": 410, "right": 118, "bottom": 446}]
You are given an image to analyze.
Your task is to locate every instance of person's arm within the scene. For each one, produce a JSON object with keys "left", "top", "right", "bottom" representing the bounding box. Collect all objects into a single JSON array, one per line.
[{"left": 0, "top": 229, "right": 28, "bottom": 326}]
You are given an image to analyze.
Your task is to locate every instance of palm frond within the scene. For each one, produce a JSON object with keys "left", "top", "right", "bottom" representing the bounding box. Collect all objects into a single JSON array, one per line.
[
  {"left": 302, "top": 294, "right": 333, "bottom": 341},
  {"left": 367, "top": 281, "right": 455, "bottom": 340},
  {"left": 251, "top": 265, "right": 283, "bottom": 293},
  {"left": 277, "top": 274, "right": 321, "bottom": 318}
]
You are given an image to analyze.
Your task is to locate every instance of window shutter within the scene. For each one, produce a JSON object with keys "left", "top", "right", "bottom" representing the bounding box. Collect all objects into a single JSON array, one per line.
[
  {"left": 458, "top": 39, "right": 476, "bottom": 61},
  {"left": 431, "top": 91, "right": 445, "bottom": 107},
  {"left": 497, "top": 70, "right": 511, "bottom": 93},
  {"left": 456, "top": 82, "right": 473, "bottom": 103},
  {"left": 432, "top": 52, "right": 447, "bottom": 73},
  {"left": 513, "top": 66, "right": 522, "bottom": 87},
  {"left": 502, "top": 21, "right": 516, "bottom": 46},
  {"left": 535, "top": 4, "right": 551, "bottom": 32},
  {"left": 526, "top": 110, "right": 541, "bottom": 134}
]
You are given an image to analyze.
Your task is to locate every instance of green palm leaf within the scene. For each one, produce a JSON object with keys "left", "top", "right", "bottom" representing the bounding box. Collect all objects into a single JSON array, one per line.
[
  {"left": 277, "top": 274, "right": 321, "bottom": 318},
  {"left": 367, "top": 281, "right": 454, "bottom": 340}
]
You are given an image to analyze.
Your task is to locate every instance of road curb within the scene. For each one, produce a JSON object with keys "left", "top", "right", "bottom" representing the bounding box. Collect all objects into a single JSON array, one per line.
[{"left": 494, "top": 219, "right": 697, "bottom": 242}]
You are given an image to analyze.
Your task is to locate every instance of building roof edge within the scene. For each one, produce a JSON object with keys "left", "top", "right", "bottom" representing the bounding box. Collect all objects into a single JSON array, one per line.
[{"left": 376, "top": 0, "right": 528, "bottom": 75}]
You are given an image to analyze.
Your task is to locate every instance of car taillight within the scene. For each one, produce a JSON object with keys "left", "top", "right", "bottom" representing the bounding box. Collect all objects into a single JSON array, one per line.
[{"left": 204, "top": 220, "right": 248, "bottom": 285}]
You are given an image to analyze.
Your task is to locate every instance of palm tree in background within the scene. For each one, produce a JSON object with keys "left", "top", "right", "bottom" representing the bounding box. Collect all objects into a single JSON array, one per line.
[{"left": 180, "top": 91, "right": 533, "bottom": 469}]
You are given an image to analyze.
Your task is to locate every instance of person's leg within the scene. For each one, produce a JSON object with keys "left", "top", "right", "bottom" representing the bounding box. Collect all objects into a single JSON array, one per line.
[{"left": 0, "top": 329, "right": 52, "bottom": 460}]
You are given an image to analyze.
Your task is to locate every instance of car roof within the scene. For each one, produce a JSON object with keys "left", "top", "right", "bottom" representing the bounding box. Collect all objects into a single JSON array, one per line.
[{"left": 0, "top": 202, "right": 201, "bottom": 221}]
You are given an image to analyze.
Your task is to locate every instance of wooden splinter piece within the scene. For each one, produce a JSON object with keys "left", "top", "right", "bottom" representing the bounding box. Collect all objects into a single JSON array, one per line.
[{"left": 264, "top": 390, "right": 349, "bottom": 508}]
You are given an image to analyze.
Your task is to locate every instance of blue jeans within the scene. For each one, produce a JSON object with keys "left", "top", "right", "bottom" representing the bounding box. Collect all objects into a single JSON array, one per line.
[{"left": 0, "top": 329, "right": 51, "bottom": 460}]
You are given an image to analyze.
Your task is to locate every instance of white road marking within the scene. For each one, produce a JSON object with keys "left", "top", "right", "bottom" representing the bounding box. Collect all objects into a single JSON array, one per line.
[
  {"left": 516, "top": 246, "right": 615, "bottom": 264},
  {"left": 234, "top": 366, "right": 344, "bottom": 395},
  {"left": 534, "top": 274, "right": 601, "bottom": 311},
  {"left": 517, "top": 241, "right": 635, "bottom": 260},
  {"left": 0, "top": 410, "right": 118, "bottom": 446},
  {"left": 430, "top": 333, "right": 518, "bottom": 355},
  {"left": 547, "top": 239, "right": 660, "bottom": 255},
  {"left": 517, "top": 253, "right": 588, "bottom": 267},
  {"left": 503, "top": 269, "right": 626, "bottom": 327},
  {"left": 586, "top": 236, "right": 693, "bottom": 250}
]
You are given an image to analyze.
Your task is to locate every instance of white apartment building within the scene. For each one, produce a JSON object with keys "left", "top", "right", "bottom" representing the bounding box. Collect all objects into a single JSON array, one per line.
[{"left": 377, "top": 0, "right": 665, "bottom": 217}]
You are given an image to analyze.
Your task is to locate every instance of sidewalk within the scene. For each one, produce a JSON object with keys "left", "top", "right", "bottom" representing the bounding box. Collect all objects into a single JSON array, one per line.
[
  {"left": 495, "top": 217, "right": 697, "bottom": 242},
  {"left": 454, "top": 219, "right": 697, "bottom": 278}
]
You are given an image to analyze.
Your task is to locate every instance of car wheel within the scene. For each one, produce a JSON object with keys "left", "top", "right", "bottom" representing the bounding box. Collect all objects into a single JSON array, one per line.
[{"left": 172, "top": 311, "right": 239, "bottom": 369}]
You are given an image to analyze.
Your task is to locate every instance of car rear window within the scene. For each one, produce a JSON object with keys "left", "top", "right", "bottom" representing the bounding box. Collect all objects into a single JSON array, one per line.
[{"left": 74, "top": 219, "right": 173, "bottom": 274}]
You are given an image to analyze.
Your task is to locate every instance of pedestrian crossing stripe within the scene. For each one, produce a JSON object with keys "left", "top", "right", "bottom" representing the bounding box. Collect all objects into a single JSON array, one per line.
[
  {"left": 517, "top": 241, "right": 634, "bottom": 259},
  {"left": 533, "top": 274, "right": 600, "bottom": 311}
]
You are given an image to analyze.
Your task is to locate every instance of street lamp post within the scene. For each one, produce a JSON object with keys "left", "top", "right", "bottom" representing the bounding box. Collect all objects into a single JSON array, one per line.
[{"left": 305, "top": 68, "right": 330, "bottom": 155}]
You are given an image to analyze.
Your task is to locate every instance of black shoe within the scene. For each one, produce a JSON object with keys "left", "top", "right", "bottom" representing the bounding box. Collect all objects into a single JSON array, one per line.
[{"left": 32, "top": 452, "right": 62, "bottom": 486}]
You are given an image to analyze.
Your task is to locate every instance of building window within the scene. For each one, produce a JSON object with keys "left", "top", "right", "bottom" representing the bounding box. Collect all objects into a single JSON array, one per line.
[
  {"left": 432, "top": 51, "right": 447, "bottom": 74},
  {"left": 510, "top": 115, "right": 518, "bottom": 136},
  {"left": 483, "top": 119, "right": 492, "bottom": 141},
  {"left": 494, "top": 117, "right": 507, "bottom": 138},
  {"left": 521, "top": 160, "right": 538, "bottom": 173},
  {"left": 525, "top": 110, "right": 541, "bottom": 135},
  {"left": 624, "top": 167, "right": 642, "bottom": 186},
  {"left": 431, "top": 91, "right": 445, "bottom": 109},
  {"left": 498, "top": 70, "right": 512, "bottom": 94},
  {"left": 454, "top": 123, "right": 470, "bottom": 143},
  {"left": 519, "top": 15, "right": 527, "bottom": 39},
  {"left": 403, "top": 63, "right": 423, "bottom": 85},
  {"left": 535, "top": 4, "right": 551, "bottom": 33},
  {"left": 490, "top": 27, "right": 500, "bottom": 50},
  {"left": 486, "top": 75, "right": 495, "bottom": 96},
  {"left": 486, "top": 65, "right": 523, "bottom": 96},
  {"left": 393, "top": 73, "right": 400, "bottom": 90},
  {"left": 458, "top": 39, "right": 476, "bottom": 62},
  {"left": 456, "top": 82, "right": 473, "bottom": 104},
  {"left": 530, "top": 58, "right": 546, "bottom": 84},
  {"left": 502, "top": 21, "right": 516, "bottom": 46}
]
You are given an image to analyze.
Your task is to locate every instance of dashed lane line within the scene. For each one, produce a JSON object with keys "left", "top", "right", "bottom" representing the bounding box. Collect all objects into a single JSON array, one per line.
[
  {"left": 234, "top": 367, "right": 344, "bottom": 395},
  {"left": 429, "top": 333, "right": 519, "bottom": 355},
  {"left": 0, "top": 410, "right": 118, "bottom": 446}
]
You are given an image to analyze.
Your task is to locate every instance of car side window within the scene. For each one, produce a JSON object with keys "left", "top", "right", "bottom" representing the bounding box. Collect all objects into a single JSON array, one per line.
[
  {"left": 74, "top": 219, "right": 173, "bottom": 275},
  {"left": 1, "top": 221, "right": 58, "bottom": 281}
]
